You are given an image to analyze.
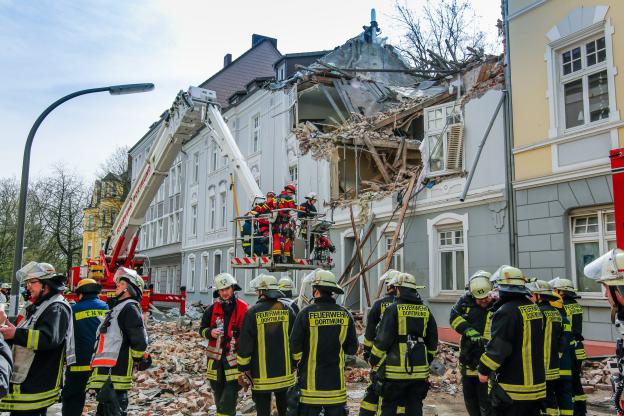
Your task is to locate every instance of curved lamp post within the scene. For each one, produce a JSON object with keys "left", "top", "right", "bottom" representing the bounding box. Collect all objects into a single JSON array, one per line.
[{"left": 10, "top": 83, "right": 154, "bottom": 316}]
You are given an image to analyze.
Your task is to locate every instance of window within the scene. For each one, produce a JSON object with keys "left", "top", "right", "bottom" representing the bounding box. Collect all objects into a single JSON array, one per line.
[
  {"left": 424, "top": 103, "right": 462, "bottom": 174},
  {"left": 209, "top": 194, "right": 216, "bottom": 231},
  {"left": 175, "top": 212, "right": 181, "bottom": 241},
  {"left": 201, "top": 253, "right": 209, "bottom": 292},
  {"left": 557, "top": 35, "right": 610, "bottom": 130},
  {"left": 289, "top": 165, "right": 298, "bottom": 187},
  {"left": 385, "top": 236, "right": 402, "bottom": 270},
  {"left": 87, "top": 215, "right": 94, "bottom": 231},
  {"left": 150, "top": 222, "right": 156, "bottom": 247},
  {"left": 251, "top": 114, "right": 260, "bottom": 153},
  {"left": 214, "top": 252, "right": 222, "bottom": 276},
  {"left": 211, "top": 141, "right": 218, "bottom": 172},
  {"left": 158, "top": 219, "right": 164, "bottom": 244},
  {"left": 570, "top": 208, "right": 615, "bottom": 293},
  {"left": 176, "top": 164, "right": 182, "bottom": 193},
  {"left": 168, "top": 214, "right": 175, "bottom": 243},
  {"left": 169, "top": 167, "right": 177, "bottom": 196},
  {"left": 188, "top": 256, "right": 195, "bottom": 291},
  {"left": 110, "top": 209, "right": 116, "bottom": 225},
  {"left": 220, "top": 190, "right": 227, "bottom": 228},
  {"left": 86, "top": 242, "right": 92, "bottom": 259},
  {"left": 427, "top": 213, "right": 468, "bottom": 296},
  {"left": 101, "top": 208, "right": 108, "bottom": 226},
  {"left": 191, "top": 204, "right": 197, "bottom": 236},
  {"left": 193, "top": 152, "right": 199, "bottom": 183}
]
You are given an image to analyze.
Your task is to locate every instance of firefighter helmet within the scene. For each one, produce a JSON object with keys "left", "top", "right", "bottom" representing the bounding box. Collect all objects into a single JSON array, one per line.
[
  {"left": 0, "top": 283, "right": 10, "bottom": 289},
  {"left": 16, "top": 261, "right": 56, "bottom": 283},
  {"left": 526, "top": 279, "right": 559, "bottom": 300},
  {"left": 212, "top": 273, "right": 242, "bottom": 297},
  {"left": 584, "top": 248, "right": 624, "bottom": 286},
  {"left": 284, "top": 184, "right": 296, "bottom": 193},
  {"left": 468, "top": 271, "right": 492, "bottom": 299},
  {"left": 379, "top": 269, "right": 400, "bottom": 285},
  {"left": 75, "top": 278, "right": 102, "bottom": 295},
  {"left": 266, "top": 191, "right": 276, "bottom": 198},
  {"left": 278, "top": 277, "right": 294, "bottom": 291},
  {"left": 491, "top": 265, "right": 528, "bottom": 294},
  {"left": 549, "top": 277, "right": 578, "bottom": 298},
  {"left": 309, "top": 269, "right": 343, "bottom": 294},
  {"left": 250, "top": 274, "right": 284, "bottom": 299},
  {"left": 114, "top": 267, "right": 145, "bottom": 299},
  {"left": 305, "top": 192, "right": 317, "bottom": 200},
  {"left": 387, "top": 272, "right": 425, "bottom": 290}
]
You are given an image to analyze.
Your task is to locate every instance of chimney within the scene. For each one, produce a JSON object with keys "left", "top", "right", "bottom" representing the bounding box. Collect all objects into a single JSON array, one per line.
[{"left": 224, "top": 53, "right": 232, "bottom": 67}]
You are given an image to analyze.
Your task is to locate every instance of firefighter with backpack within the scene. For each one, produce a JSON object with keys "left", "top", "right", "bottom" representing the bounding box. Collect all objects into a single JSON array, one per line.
[
  {"left": 237, "top": 274, "right": 296, "bottom": 416},
  {"left": 200, "top": 273, "right": 249, "bottom": 416},
  {"left": 449, "top": 271, "right": 494, "bottom": 416},
  {"left": 369, "top": 272, "right": 438, "bottom": 415}
]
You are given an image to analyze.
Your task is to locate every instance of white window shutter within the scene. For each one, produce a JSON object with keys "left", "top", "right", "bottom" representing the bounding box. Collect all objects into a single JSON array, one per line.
[{"left": 446, "top": 123, "right": 464, "bottom": 171}]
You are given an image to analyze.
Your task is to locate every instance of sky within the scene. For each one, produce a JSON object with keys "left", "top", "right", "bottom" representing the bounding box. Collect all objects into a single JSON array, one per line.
[{"left": 0, "top": 0, "right": 502, "bottom": 182}]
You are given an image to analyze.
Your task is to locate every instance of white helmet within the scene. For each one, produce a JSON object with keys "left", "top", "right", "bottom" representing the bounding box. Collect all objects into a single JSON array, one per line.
[
  {"left": 387, "top": 272, "right": 425, "bottom": 290},
  {"left": 584, "top": 248, "right": 624, "bottom": 286},
  {"left": 16, "top": 261, "right": 56, "bottom": 284},
  {"left": 379, "top": 269, "right": 400, "bottom": 285},
  {"left": 114, "top": 267, "right": 145, "bottom": 298},
  {"left": 468, "top": 271, "right": 492, "bottom": 299},
  {"left": 212, "top": 273, "right": 242, "bottom": 297},
  {"left": 305, "top": 192, "right": 317, "bottom": 200},
  {"left": 278, "top": 277, "right": 295, "bottom": 291}
]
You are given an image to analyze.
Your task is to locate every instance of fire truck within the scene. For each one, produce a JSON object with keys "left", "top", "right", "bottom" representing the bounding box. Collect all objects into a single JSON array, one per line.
[{"left": 67, "top": 86, "right": 333, "bottom": 312}]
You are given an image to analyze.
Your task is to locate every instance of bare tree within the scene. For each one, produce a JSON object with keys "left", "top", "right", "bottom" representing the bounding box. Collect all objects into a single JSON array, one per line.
[
  {"left": 96, "top": 145, "right": 130, "bottom": 187},
  {"left": 32, "top": 166, "right": 88, "bottom": 274},
  {"left": 0, "top": 178, "right": 18, "bottom": 278},
  {"left": 395, "top": 0, "right": 489, "bottom": 75}
]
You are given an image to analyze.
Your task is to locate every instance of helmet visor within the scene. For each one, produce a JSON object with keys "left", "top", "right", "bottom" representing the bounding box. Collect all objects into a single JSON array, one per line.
[
  {"left": 16, "top": 261, "right": 52, "bottom": 283},
  {"left": 584, "top": 249, "right": 624, "bottom": 283}
]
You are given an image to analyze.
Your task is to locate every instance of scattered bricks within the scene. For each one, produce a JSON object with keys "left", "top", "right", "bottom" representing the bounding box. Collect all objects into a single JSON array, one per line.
[
  {"left": 596, "top": 383, "right": 612, "bottom": 391},
  {"left": 583, "top": 385, "right": 596, "bottom": 394}
]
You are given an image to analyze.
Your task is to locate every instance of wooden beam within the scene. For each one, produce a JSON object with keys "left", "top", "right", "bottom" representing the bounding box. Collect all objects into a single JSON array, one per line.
[
  {"left": 349, "top": 137, "right": 419, "bottom": 150},
  {"left": 373, "top": 92, "right": 453, "bottom": 130},
  {"left": 342, "top": 243, "right": 405, "bottom": 289},
  {"left": 339, "top": 213, "right": 376, "bottom": 283},
  {"left": 361, "top": 135, "right": 392, "bottom": 183},
  {"left": 375, "top": 172, "right": 418, "bottom": 298},
  {"left": 349, "top": 205, "right": 371, "bottom": 307}
]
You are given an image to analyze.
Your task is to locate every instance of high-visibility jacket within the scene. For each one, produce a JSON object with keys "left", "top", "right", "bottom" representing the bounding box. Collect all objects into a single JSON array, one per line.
[
  {"left": 237, "top": 297, "right": 296, "bottom": 391},
  {"left": 537, "top": 299, "right": 565, "bottom": 381},
  {"left": 200, "top": 297, "right": 249, "bottom": 382},
  {"left": 562, "top": 297, "right": 586, "bottom": 361},
  {"left": 88, "top": 298, "right": 148, "bottom": 391},
  {"left": 290, "top": 296, "right": 358, "bottom": 405},
  {"left": 277, "top": 192, "right": 296, "bottom": 223},
  {"left": 552, "top": 304, "right": 574, "bottom": 379},
  {"left": 69, "top": 294, "right": 108, "bottom": 373},
  {"left": 478, "top": 293, "right": 546, "bottom": 401},
  {"left": 370, "top": 293, "right": 438, "bottom": 381},
  {"left": 253, "top": 198, "right": 277, "bottom": 235},
  {"left": 449, "top": 293, "right": 492, "bottom": 376},
  {"left": 363, "top": 294, "right": 395, "bottom": 351},
  {"left": 0, "top": 293, "right": 71, "bottom": 412}
]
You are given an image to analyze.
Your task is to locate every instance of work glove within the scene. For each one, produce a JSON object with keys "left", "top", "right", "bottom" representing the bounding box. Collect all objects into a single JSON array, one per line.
[
  {"left": 136, "top": 353, "right": 152, "bottom": 371},
  {"left": 464, "top": 328, "right": 482, "bottom": 342},
  {"left": 363, "top": 347, "right": 371, "bottom": 362}
]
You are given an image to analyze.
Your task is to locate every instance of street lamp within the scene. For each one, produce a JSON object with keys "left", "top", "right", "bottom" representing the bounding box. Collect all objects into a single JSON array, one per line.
[{"left": 10, "top": 83, "right": 155, "bottom": 316}]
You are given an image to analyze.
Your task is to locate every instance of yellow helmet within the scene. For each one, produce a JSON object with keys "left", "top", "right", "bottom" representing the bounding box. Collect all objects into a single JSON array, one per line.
[
  {"left": 75, "top": 278, "right": 102, "bottom": 295},
  {"left": 469, "top": 271, "right": 492, "bottom": 299},
  {"left": 584, "top": 248, "right": 624, "bottom": 286},
  {"left": 491, "top": 265, "right": 526, "bottom": 286},
  {"left": 387, "top": 272, "right": 425, "bottom": 290}
]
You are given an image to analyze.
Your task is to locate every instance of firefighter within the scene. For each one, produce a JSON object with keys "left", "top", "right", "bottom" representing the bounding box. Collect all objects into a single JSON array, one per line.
[
  {"left": 278, "top": 277, "right": 299, "bottom": 315},
  {"left": 200, "top": 273, "right": 249, "bottom": 416},
  {"left": 88, "top": 268, "right": 151, "bottom": 416},
  {"left": 274, "top": 184, "right": 298, "bottom": 263},
  {"left": 369, "top": 272, "right": 438, "bottom": 416},
  {"left": 290, "top": 269, "right": 358, "bottom": 416},
  {"left": 237, "top": 274, "right": 296, "bottom": 416},
  {"left": 299, "top": 192, "right": 318, "bottom": 254},
  {"left": 526, "top": 280, "right": 566, "bottom": 416},
  {"left": 449, "top": 271, "right": 493, "bottom": 416},
  {"left": 359, "top": 269, "right": 401, "bottom": 416},
  {"left": 61, "top": 278, "right": 108, "bottom": 416},
  {"left": 550, "top": 278, "right": 586, "bottom": 416},
  {"left": 248, "top": 191, "right": 278, "bottom": 256},
  {"left": 478, "top": 265, "right": 546, "bottom": 416},
  {"left": 0, "top": 262, "right": 74, "bottom": 416}
]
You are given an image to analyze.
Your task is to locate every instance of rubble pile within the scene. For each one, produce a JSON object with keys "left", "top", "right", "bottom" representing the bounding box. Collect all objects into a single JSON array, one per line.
[{"left": 581, "top": 359, "right": 616, "bottom": 393}]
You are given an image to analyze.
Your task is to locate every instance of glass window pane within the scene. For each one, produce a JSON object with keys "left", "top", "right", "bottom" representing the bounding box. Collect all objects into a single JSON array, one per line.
[
  {"left": 572, "top": 47, "right": 582, "bottom": 72},
  {"left": 574, "top": 242, "right": 602, "bottom": 292},
  {"left": 607, "top": 240, "right": 616, "bottom": 250},
  {"left": 456, "top": 250, "right": 465, "bottom": 290},
  {"left": 597, "top": 49, "right": 606, "bottom": 63},
  {"left": 428, "top": 134, "right": 445, "bottom": 172},
  {"left": 605, "top": 213, "right": 615, "bottom": 233},
  {"left": 586, "top": 41, "right": 595, "bottom": 55},
  {"left": 441, "top": 251, "right": 453, "bottom": 290},
  {"left": 587, "top": 54, "right": 596, "bottom": 67},
  {"left": 564, "top": 79, "right": 585, "bottom": 128},
  {"left": 455, "top": 230, "right": 463, "bottom": 245},
  {"left": 588, "top": 70, "right": 610, "bottom": 122}
]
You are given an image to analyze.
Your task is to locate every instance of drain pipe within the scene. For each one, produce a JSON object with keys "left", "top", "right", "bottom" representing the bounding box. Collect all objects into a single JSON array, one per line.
[{"left": 459, "top": 92, "right": 505, "bottom": 202}]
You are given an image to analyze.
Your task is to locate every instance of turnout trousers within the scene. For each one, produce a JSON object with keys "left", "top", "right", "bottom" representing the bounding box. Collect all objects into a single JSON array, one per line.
[
  {"left": 61, "top": 369, "right": 91, "bottom": 416},
  {"left": 462, "top": 375, "right": 491, "bottom": 416},
  {"left": 298, "top": 404, "right": 347, "bottom": 416},
  {"left": 554, "top": 378, "right": 574, "bottom": 416},
  {"left": 95, "top": 390, "right": 129, "bottom": 416},
  {"left": 209, "top": 366, "right": 240, "bottom": 416},
  {"left": 378, "top": 380, "right": 428, "bottom": 416},
  {"left": 492, "top": 400, "right": 541, "bottom": 416},
  {"left": 253, "top": 390, "right": 288, "bottom": 416}
]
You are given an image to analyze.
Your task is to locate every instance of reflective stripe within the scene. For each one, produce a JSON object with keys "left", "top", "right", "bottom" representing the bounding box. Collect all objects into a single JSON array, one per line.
[
  {"left": 130, "top": 349, "right": 145, "bottom": 359},
  {"left": 252, "top": 372, "right": 295, "bottom": 391},
  {"left": 451, "top": 315, "right": 467, "bottom": 329},
  {"left": 69, "top": 365, "right": 92, "bottom": 372},
  {"left": 307, "top": 326, "right": 318, "bottom": 392},
  {"left": 483, "top": 311, "right": 492, "bottom": 340},
  {"left": 573, "top": 394, "right": 587, "bottom": 402},
  {"left": 75, "top": 309, "right": 107, "bottom": 321},
  {"left": 480, "top": 354, "right": 500, "bottom": 371},
  {"left": 292, "top": 352, "right": 303, "bottom": 361},
  {"left": 371, "top": 345, "right": 385, "bottom": 359},
  {"left": 360, "top": 400, "right": 377, "bottom": 412},
  {"left": 237, "top": 355, "right": 251, "bottom": 366},
  {"left": 363, "top": 338, "right": 373, "bottom": 348}
]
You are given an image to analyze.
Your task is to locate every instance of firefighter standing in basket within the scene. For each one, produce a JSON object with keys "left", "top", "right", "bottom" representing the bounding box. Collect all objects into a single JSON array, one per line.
[
  {"left": 0, "top": 262, "right": 74, "bottom": 416},
  {"left": 477, "top": 266, "right": 546, "bottom": 416},
  {"left": 290, "top": 270, "right": 358, "bottom": 416},
  {"left": 550, "top": 277, "right": 587, "bottom": 416},
  {"left": 237, "top": 274, "right": 296, "bottom": 416},
  {"left": 88, "top": 268, "right": 150, "bottom": 416},
  {"left": 359, "top": 269, "right": 402, "bottom": 416},
  {"left": 200, "top": 273, "right": 249, "bottom": 416},
  {"left": 449, "top": 271, "right": 494, "bottom": 416},
  {"left": 61, "top": 278, "right": 108, "bottom": 416},
  {"left": 369, "top": 272, "right": 438, "bottom": 416}
]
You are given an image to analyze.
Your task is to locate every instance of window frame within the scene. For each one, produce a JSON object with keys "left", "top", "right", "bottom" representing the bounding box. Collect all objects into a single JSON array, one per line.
[
  {"left": 569, "top": 206, "right": 615, "bottom": 296},
  {"left": 187, "top": 255, "right": 196, "bottom": 292},
  {"left": 214, "top": 251, "right": 222, "bottom": 277},
  {"left": 200, "top": 252, "right": 210, "bottom": 293},
  {"left": 251, "top": 114, "right": 260, "bottom": 154},
  {"left": 191, "top": 203, "right": 198, "bottom": 237},
  {"left": 219, "top": 190, "right": 227, "bottom": 229},
  {"left": 192, "top": 152, "right": 200, "bottom": 183},
  {"left": 423, "top": 102, "right": 462, "bottom": 176}
]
